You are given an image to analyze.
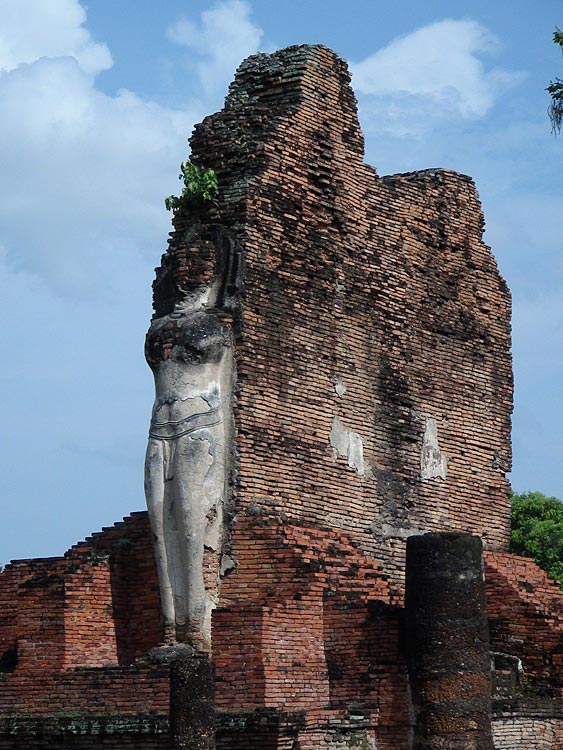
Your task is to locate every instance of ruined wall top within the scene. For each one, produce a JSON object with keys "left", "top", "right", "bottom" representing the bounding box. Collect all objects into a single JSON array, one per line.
[{"left": 222, "top": 45, "right": 365, "bottom": 155}]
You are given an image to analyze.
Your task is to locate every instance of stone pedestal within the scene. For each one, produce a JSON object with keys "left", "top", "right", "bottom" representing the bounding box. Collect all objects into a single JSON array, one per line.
[
  {"left": 170, "top": 654, "right": 215, "bottom": 750},
  {"left": 405, "top": 532, "right": 494, "bottom": 750}
]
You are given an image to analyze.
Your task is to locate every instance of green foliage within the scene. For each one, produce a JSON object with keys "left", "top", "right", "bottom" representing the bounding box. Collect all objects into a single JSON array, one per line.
[
  {"left": 165, "top": 159, "right": 218, "bottom": 212},
  {"left": 510, "top": 491, "right": 563, "bottom": 585},
  {"left": 548, "top": 29, "right": 563, "bottom": 134}
]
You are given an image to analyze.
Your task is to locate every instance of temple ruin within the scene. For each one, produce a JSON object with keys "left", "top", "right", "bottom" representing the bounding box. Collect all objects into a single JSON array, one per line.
[{"left": 1, "top": 44, "right": 563, "bottom": 750}]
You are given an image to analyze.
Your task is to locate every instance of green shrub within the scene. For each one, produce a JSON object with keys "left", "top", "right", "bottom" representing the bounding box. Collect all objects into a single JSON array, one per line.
[
  {"left": 510, "top": 491, "right": 563, "bottom": 585},
  {"left": 165, "top": 159, "right": 218, "bottom": 212}
]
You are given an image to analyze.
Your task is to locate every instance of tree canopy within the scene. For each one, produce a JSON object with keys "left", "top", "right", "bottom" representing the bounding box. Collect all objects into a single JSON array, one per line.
[
  {"left": 510, "top": 491, "right": 563, "bottom": 585},
  {"left": 548, "top": 29, "right": 563, "bottom": 134}
]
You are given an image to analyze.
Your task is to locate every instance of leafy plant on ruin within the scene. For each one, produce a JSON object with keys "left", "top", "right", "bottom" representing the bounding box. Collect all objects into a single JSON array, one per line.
[
  {"left": 548, "top": 29, "right": 563, "bottom": 134},
  {"left": 164, "top": 159, "right": 218, "bottom": 212}
]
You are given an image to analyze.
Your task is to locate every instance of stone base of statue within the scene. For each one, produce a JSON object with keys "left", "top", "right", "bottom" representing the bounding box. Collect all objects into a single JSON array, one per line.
[{"left": 170, "top": 653, "right": 215, "bottom": 750}]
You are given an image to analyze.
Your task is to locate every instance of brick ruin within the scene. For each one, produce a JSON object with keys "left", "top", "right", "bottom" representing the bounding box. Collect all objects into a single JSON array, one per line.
[{"left": 1, "top": 44, "right": 563, "bottom": 749}]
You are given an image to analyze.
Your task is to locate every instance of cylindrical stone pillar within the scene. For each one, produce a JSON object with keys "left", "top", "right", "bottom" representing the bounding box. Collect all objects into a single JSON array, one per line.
[
  {"left": 170, "top": 654, "right": 215, "bottom": 750},
  {"left": 405, "top": 532, "right": 494, "bottom": 750}
]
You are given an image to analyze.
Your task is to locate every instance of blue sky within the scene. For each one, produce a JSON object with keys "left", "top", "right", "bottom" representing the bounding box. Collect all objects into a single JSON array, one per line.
[{"left": 1, "top": 0, "right": 561, "bottom": 565}]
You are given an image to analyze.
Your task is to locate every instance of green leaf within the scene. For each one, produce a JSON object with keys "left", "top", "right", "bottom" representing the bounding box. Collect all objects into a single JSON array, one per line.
[{"left": 163, "top": 159, "right": 219, "bottom": 212}]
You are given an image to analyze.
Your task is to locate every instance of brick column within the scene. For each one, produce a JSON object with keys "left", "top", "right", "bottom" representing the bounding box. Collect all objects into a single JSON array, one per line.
[
  {"left": 170, "top": 654, "right": 215, "bottom": 750},
  {"left": 405, "top": 532, "right": 494, "bottom": 750}
]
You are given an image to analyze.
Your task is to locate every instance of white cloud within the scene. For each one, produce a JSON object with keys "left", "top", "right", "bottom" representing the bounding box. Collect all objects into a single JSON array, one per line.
[
  {"left": 352, "top": 19, "right": 523, "bottom": 136},
  {"left": 0, "top": 2, "right": 207, "bottom": 294},
  {"left": 0, "top": 0, "right": 267, "bottom": 294},
  {"left": 0, "top": 0, "right": 112, "bottom": 75},
  {"left": 0, "top": 54, "right": 200, "bottom": 293},
  {"left": 167, "top": 0, "right": 263, "bottom": 94}
]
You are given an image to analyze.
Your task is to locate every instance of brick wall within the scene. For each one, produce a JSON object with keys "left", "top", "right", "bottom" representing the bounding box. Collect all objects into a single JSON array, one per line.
[
  {"left": 63, "top": 554, "right": 118, "bottom": 669},
  {"left": 492, "top": 718, "right": 563, "bottom": 750},
  {"left": 4, "top": 512, "right": 164, "bottom": 671},
  {"left": 486, "top": 552, "right": 563, "bottom": 750},
  {"left": 212, "top": 512, "right": 411, "bottom": 746},
  {"left": 5, "top": 518, "right": 563, "bottom": 748},
  {"left": 70, "top": 512, "right": 164, "bottom": 663},
  {"left": 0, "top": 512, "right": 167, "bottom": 720},
  {"left": 0, "top": 666, "right": 169, "bottom": 715},
  {"left": 213, "top": 513, "right": 391, "bottom": 712},
  {"left": 0, "top": 716, "right": 169, "bottom": 750},
  {"left": 13, "top": 559, "right": 67, "bottom": 674},
  {"left": 486, "top": 551, "right": 563, "bottom": 687}
]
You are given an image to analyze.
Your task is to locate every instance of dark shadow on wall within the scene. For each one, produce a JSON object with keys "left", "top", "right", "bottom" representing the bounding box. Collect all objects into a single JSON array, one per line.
[{"left": 0, "top": 642, "right": 17, "bottom": 673}]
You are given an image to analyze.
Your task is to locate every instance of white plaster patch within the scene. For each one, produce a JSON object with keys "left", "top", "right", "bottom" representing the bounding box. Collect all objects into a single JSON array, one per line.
[
  {"left": 334, "top": 379, "right": 347, "bottom": 398},
  {"left": 420, "top": 417, "right": 448, "bottom": 480},
  {"left": 330, "top": 416, "right": 365, "bottom": 476},
  {"left": 174, "top": 285, "right": 212, "bottom": 312},
  {"left": 381, "top": 523, "right": 425, "bottom": 539},
  {"left": 220, "top": 554, "right": 235, "bottom": 576},
  {"left": 204, "top": 507, "right": 222, "bottom": 552}
]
